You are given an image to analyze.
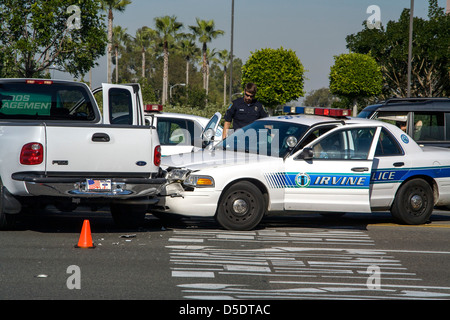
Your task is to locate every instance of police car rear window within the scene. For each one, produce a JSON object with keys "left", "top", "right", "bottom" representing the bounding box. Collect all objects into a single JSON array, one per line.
[{"left": 0, "top": 82, "right": 96, "bottom": 121}]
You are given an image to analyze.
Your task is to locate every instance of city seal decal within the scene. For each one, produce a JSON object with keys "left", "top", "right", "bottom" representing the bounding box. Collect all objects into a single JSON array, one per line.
[
  {"left": 401, "top": 134, "right": 409, "bottom": 144},
  {"left": 295, "top": 172, "right": 311, "bottom": 187}
]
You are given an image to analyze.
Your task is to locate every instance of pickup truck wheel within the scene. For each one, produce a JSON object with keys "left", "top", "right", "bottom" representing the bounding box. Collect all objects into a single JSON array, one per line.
[
  {"left": 216, "top": 181, "right": 265, "bottom": 231},
  {"left": 391, "top": 178, "right": 433, "bottom": 225},
  {"left": 111, "top": 200, "right": 147, "bottom": 228},
  {"left": 0, "top": 183, "right": 16, "bottom": 230}
]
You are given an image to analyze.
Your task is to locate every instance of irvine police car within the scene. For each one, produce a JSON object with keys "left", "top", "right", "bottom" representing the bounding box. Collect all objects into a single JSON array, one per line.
[
  {"left": 144, "top": 104, "right": 222, "bottom": 156},
  {"left": 150, "top": 106, "right": 450, "bottom": 230}
]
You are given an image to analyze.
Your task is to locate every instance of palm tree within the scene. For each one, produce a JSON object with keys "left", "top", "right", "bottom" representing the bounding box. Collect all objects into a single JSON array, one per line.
[
  {"left": 176, "top": 35, "right": 200, "bottom": 88},
  {"left": 217, "top": 49, "right": 230, "bottom": 105},
  {"left": 112, "top": 25, "right": 129, "bottom": 83},
  {"left": 134, "top": 27, "right": 156, "bottom": 79},
  {"left": 189, "top": 18, "right": 224, "bottom": 91},
  {"left": 205, "top": 48, "right": 218, "bottom": 97},
  {"left": 100, "top": 0, "right": 132, "bottom": 83},
  {"left": 154, "top": 15, "right": 183, "bottom": 104}
]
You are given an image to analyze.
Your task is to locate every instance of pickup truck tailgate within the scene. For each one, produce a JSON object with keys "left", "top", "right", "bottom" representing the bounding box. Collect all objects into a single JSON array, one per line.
[{"left": 45, "top": 124, "right": 156, "bottom": 175}]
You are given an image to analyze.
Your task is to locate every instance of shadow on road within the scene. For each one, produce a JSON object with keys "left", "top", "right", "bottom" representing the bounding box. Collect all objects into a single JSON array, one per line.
[
  {"left": 11, "top": 206, "right": 167, "bottom": 234},
  {"left": 8, "top": 205, "right": 450, "bottom": 234}
]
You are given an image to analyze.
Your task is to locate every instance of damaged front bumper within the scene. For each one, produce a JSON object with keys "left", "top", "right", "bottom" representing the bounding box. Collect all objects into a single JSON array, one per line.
[{"left": 148, "top": 168, "right": 220, "bottom": 217}]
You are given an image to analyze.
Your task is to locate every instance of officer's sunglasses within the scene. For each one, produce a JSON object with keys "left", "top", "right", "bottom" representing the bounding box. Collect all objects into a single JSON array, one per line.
[{"left": 244, "top": 92, "right": 255, "bottom": 98}]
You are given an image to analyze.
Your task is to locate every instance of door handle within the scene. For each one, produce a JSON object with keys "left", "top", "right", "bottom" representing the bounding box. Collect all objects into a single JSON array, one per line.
[
  {"left": 393, "top": 162, "right": 405, "bottom": 167},
  {"left": 92, "top": 133, "right": 110, "bottom": 142},
  {"left": 351, "top": 167, "right": 369, "bottom": 172}
]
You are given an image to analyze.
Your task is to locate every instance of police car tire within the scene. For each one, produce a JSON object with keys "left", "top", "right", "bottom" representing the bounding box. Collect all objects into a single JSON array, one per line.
[
  {"left": 216, "top": 181, "right": 265, "bottom": 231},
  {"left": 391, "top": 179, "right": 433, "bottom": 225}
]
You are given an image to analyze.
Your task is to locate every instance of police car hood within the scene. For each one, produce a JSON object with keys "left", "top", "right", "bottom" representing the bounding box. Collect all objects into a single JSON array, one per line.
[{"left": 162, "top": 150, "right": 277, "bottom": 171}]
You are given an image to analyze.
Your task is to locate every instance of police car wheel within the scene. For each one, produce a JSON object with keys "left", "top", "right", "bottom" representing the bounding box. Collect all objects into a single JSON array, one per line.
[
  {"left": 216, "top": 181, "right": 265, "bottom": 231},
  {"left": 391, "top": 179, "right": 433, "bottom": 225}
]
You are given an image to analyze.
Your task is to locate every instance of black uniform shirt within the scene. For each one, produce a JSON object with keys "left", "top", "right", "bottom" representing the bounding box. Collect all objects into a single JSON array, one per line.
[{"left": 224, "top": 97, "right": 268, "bottom": 131}]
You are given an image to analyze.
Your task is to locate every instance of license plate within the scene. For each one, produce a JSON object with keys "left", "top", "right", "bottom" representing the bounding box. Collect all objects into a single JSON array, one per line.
[{"left": 86, "top": 179, "right": 111, "bottom": 191}]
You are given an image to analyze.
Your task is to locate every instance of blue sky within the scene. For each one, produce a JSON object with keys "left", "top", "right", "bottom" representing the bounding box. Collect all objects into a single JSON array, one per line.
[{"left": 77, "top": 0, "right": 447, "bottom": 101}]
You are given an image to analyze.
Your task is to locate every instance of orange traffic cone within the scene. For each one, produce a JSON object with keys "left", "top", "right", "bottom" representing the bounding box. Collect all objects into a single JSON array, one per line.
[{"left": 75, "top": 220, "right": 95, "bottom": 248}]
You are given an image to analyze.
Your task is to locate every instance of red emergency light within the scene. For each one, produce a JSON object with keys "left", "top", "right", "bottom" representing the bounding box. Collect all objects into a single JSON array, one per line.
[
  {"left": 283, "top": 106, "right": 351, "bottom": 117},
  {"left": 145, "top": 104, "right": 163, "bottom": 112},
  {"left": 25, "top": 80, "right": 53, "bottom": 85}
]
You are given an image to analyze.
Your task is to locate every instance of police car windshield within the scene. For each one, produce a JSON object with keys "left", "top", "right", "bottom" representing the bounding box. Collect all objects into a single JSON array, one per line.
[{"left": 217, "top": 120, "right": 309, "bottom": 158}]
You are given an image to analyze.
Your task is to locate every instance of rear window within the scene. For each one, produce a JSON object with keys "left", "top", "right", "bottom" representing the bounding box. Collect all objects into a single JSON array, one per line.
[
  {"left": 0, "top": 81, "right": 97, "bottom": 121},
  {"left": 413, "top": 112, "right": 446, "bottom": 141}
]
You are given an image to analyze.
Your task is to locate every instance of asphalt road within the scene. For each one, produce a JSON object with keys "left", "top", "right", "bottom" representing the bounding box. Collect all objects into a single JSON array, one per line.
[{"left": 1, "top": 206, "right": 450, "bottom": 303}]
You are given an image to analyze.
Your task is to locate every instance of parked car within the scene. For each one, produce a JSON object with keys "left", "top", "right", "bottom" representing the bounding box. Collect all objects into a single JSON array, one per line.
[
  {"left": 144, "top": 104, "right": 223, "bottom": 156},
  {"left": 358, "top": 98, "right": 450, "bottom": 148}
]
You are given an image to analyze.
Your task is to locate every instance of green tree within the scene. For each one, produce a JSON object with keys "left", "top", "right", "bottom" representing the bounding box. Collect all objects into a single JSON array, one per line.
[
  {"left": 303, "top": 87, "right": 337, "bottom": 107},
  {"left": 176, "top": 35, "right": 200, "bottom": 89},
  {"left": 138, "top": 77, "right": 156, "bottom": 104},
  {"left": 154, "top": 15, "right": 183, "bottom": 104},
  {"left": 100, "top": 0, "right": 131, "bottom": 83},
  {"left": 189, "top": 18, "right": 225, "bottom": 91},
  {"left": 0, "top": 0, "right": 107, "bottom": 78},
  {"left": 112, "top": 25, "right": 129, "bottom": 83},
  {"left": 329, "top": 53, "right": 382, "bottom": 115},
  {"left": 346, "top": 0, "right": 449, "bottom": 97},
  {"left": 133, "top": 26, "right": 156, "bottom": 79},
  {"left": 217, "top": 49, "right": 231, "bottom": 106},
  {"left": 242, "top": 47, "right": 305, "bottom": 109}
]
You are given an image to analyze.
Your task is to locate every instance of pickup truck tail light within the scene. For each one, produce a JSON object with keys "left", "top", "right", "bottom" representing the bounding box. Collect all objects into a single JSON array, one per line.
[
  {"left": 20, "top": 143, "right": 44, "bottom": 165},
  {"left": 154, "top": 145, "right": 161, "bottom": 166}
]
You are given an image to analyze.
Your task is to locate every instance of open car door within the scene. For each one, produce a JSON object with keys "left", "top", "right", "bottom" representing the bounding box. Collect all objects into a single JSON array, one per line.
[{"left": 201, "top": 112, "right": 222, "bottom": 148}]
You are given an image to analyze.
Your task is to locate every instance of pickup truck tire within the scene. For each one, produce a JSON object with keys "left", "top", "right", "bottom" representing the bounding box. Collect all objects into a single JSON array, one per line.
[
  {"left": 391, "top": 178, "right": 434, "bottom": 225},
  {"left": 110, "top": 199, "right": 147, "bottom": 228},
  {"left": 0, "top": 182, "right": 16, "bottom": 230},
  {"left": 216, "top": 181, "right": 265, "bottom": 231}
]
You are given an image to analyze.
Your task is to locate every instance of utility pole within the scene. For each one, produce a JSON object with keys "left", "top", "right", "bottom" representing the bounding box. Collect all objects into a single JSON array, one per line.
[
  {"left": 407, "top": 0, "right": 414, "bottom": 97},
  {"left": 229, "top": 0, "right": 234, "bottom": 104}
]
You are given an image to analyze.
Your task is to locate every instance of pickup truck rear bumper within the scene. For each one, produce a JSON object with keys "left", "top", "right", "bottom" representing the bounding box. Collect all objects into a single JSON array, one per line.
[{"left": 12, "top": 172, "right": 167, "bottom": 199}]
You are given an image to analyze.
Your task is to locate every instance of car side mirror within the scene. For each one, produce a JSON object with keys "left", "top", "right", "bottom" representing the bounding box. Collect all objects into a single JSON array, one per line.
[
  {"left": 298, "top": 147, "right": 313, "bottom": 160},
  {"left": 202, "top": 128, "right": 215, "bottom": 141},
  {"left": 202, "top": 128, "right": 215, "bottom": 148}
]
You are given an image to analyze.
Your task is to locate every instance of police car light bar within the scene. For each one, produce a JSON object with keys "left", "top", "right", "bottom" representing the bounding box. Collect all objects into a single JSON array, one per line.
[
  {"left": 26, "top": 80, "right": 53, "bottom": 85},
  {"left": 283, "top": 106, "right": 351, "bottom": 117},
  {"left": 145, "top": 104, "right": 163, "bottom": 112}
]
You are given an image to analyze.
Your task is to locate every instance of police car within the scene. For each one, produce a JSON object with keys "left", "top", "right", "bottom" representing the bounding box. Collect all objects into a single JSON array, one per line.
[
  {"left": 150, "top": 106, "right": 450, "bottom": 230},
  {"left": 144, "top": 104, "right": 223, "bottom": 157}
]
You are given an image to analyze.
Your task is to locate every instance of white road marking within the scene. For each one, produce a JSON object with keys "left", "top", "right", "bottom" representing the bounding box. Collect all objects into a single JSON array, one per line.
[{"left": 166, "top": 228, "right": 450, "bottom": 299}]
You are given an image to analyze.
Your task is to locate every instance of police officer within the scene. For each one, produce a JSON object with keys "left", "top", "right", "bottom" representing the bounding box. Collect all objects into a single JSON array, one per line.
[{"left": 222, "top": 83, "right": 268, "bottom": 139}]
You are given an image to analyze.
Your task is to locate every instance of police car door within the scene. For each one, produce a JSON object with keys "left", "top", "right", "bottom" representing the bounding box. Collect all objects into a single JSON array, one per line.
[
  {"left": 202, "top": 112, "right": 221, "bottom": 148},
  {"left": 284, "top": 126, "right": 379, "bottom": 213}
]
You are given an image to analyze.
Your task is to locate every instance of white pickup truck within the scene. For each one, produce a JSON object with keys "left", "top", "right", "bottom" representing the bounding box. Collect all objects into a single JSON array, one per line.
[{"left": 0, "top": 78, "right": 166, "bottom": 229}]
